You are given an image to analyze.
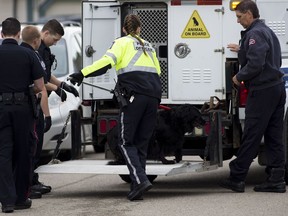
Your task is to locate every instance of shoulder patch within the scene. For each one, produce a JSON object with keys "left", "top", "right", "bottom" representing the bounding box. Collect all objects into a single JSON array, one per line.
[{"left": 249, "top": 38, "right": 256, "bottom": 46}]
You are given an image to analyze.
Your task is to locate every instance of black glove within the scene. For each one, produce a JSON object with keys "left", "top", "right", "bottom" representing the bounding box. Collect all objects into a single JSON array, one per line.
[
  {"left": 61, "top": 82, "right": 79, "bottom": 97},
  {"left": 69, "top": 71, "right": 84, "bottom": 86},
  {"left": 44, "top": 116, "right": 52, "bottom": 133},
  {"left": 55, "top": 87, "right": 67, "bottom": 102}
]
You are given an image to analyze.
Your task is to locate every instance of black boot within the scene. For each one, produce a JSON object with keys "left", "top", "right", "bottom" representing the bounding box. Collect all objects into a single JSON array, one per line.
[
  {"left": 31, "top": 181, "right": 52, "bottom": 194},
  {"left": 128, "top": 180, "right": 152, "bottom": 201},
  {"left": 254, "top": 168, "right": 286, "bottom": 193},
  {"left": 219, "top": 178, "right": 245, "bottom": 192},
  {"left": 127, "top": 182, "right": 144, "bottom": 201}
]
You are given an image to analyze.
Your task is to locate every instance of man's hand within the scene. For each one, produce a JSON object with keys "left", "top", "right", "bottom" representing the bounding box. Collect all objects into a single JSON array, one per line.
[
  {"left": 55, "top": 87, "right": 67, "bottom": 102},
  {"left": 232, "top": 75, "right": 241, "bottom": 86},
  {"left": 227, "top": 43, "right": 240, "bottom": 53},
  {"left": 61, "top": 82, "right": 79, "bottom": 97},
  {"left": 69, "top": 72, "right": 84, "bottom": 86},
  {"left": 44, "top": 116, "right": 52, "bottom": 133}
]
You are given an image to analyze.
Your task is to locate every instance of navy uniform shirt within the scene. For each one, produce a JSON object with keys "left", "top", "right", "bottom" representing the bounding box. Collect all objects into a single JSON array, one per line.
[
  {"left": 38, "top": 40, "right": 53, "bottom": 82},
  {"left": 236, "top": 19, "right": 284, "bottom": 91},
  {"left": 21, "top": 42, "right": 48, "bottom": 83},
  {"left": 0, "top": 39, "right": 44, "bottom": 93}
]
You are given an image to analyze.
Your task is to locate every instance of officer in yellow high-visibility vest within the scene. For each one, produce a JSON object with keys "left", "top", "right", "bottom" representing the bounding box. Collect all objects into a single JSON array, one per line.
[{"left": 69, "top": 14, "right": 162, "bottom": 201}]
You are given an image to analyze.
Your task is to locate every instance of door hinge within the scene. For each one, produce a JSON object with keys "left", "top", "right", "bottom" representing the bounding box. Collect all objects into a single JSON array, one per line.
[{"left": 215, "top": 7, "right": 225, "bottom": 14}]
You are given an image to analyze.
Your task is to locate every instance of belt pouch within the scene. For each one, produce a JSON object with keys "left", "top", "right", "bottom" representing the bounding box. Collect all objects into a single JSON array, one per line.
[
  {"left": 2, "top": 93, "right": 13, "bottom": 105},
  {"left": 14, "top": 92, "right": 26, "bottom": 104}
]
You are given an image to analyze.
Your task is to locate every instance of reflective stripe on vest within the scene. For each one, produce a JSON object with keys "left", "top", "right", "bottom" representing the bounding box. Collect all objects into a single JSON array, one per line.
[
  {"left": 105, "top": 52, "right": 117, "bottom": 65},
  {"left": 108, "top": 36, "right": 158, "bottom": 75}
]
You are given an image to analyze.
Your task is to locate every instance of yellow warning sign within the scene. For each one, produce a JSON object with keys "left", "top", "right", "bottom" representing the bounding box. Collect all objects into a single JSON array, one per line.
[{"left": 181, "top": 10, "right": 210, "bottom": 38}]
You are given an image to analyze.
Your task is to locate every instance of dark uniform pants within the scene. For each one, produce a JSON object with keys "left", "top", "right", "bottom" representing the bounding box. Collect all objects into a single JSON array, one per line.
[
  {"left": 0, "top": 102, "right": 33, "bottom": 205},
  {"left": 230, "top": 82, "right": 286, "bottom": 182},
  {"left": 32, "top": 109, "right": 44, "bottom": 185},
  {"left": 118, "top": 94, "right": 159, "bottom": 185}
]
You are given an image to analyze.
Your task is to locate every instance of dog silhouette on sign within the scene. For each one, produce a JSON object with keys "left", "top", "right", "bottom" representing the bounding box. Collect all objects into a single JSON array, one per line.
[{"left": 192, "top": 17, "right": 199, "bottom": 26}]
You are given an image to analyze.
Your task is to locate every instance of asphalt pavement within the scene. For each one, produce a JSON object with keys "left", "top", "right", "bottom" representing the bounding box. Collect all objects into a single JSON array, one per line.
[{"left": 8, "top": 147, "right": 288, "bottom": 216}]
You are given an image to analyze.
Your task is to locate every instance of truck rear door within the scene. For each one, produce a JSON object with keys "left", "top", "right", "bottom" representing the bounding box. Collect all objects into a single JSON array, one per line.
[
  {"left": 168, "top": 4, "right": 224, "bottom": 104},
  {"left": 82, "top": 1, "right": 121, "bottom": 100}
]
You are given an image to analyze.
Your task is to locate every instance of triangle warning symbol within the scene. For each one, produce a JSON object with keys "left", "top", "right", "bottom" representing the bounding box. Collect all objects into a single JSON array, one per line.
[{"left": 181, "top": 10, "right": 210, "bottom": 38}]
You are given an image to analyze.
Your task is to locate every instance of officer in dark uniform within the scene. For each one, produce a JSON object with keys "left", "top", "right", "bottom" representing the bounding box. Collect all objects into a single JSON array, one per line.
[
  {"left": 20, "top": 25, "right": 52, "bottom": 199},
  {"left": 0, "top": 17, "right": 46, "bottom": 213},
  {"left": 69, "top": 14, "right": 162, "bottom": 201},
  {"left": 31, "top": 19, "right": 79, "bottom": 195},
  {"left": 220, "top": 0, "right": 286, "bottom": 193}
]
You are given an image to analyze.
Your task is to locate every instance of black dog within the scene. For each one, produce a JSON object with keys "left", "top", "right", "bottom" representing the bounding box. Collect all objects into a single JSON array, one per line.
[{"left": 107, "top": 104, "right": 206, "bottom": 165}]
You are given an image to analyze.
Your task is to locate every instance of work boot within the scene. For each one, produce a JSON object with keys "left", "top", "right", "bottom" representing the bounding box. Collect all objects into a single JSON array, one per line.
[
  {"left": 14, "top": 199, "right": 32, "bottom": 210},
  {"left": 127, "top": 182, "right": 143, "bottom": 201},
  {"left": 31, "top": 182, "right": 51, "bottom": 194},
  {"left": 127, "top": 180, "right": 152, "bottom": 201},
  {"left": 254, "top": 168, "right": 286, "bottom": 193},
  {"left": 219, "top": 178, "right": 245, "bottom": 193},
  {"left": 1, "top": 205, "right": 14, "bottom": 213},
  {"left": 29, "top": 190, "right": 42, "bottom": 199}
]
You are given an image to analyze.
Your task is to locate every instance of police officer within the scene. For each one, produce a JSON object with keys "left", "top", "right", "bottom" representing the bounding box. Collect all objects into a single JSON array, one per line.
[
  {"left": 21, "top": 25, "right": 52, "bottom": 199},
  {"left": 38, "top": 19, "right": 79, "bottom": 101},
  {"left": 21, "top": 26, "right": 51, "bottom": 126},
  {"left": 220, "top": 0, "right": 286, "bottom": 193},
  {"left": 0, "top": 17, "right": 46, "bottom": 213},
  {"left": 69, "top": 14, "right": 162, "bottom": 201},
  {"left": 31, "top": 19, "right": 79, "bottom": 196}
]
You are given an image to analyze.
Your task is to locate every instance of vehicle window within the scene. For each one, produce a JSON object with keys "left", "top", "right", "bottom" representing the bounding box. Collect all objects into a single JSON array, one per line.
[{"left": 50, "top": 38, "right": 68, "bottom": 78}]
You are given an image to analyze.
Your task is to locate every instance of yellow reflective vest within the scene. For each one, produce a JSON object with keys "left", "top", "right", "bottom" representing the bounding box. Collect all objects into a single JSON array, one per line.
[{"left": 81, "top": 35, "right": 162, "bottom": 99}]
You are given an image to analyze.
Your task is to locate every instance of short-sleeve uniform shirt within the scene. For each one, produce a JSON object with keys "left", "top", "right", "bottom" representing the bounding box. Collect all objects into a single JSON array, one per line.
[{"left": 0, "top": 39, "right": 44, "bottom": 93}]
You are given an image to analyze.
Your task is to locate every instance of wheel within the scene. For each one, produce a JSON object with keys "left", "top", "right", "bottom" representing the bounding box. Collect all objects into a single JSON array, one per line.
[
  {"left": 200, "top": 148, "right": 234, "bottom": 161},
  {"left": 91, "top": 130, "right": 105, "bottom": 153},
  {"left": 119, "top": 175, "right": 131, "bottom": 183},
  {"left": 57, "top": 150, "right": 72, "bottom": 161},
  {"left": 93, "top": 144, "right": 105, "bottom": 153},
  {"left": 91, "top": 120, "right": 105, "bottom": 153},
  {"left": 148, "top": 175, "right": 158, "bottom": 182},
  {"left": 222, "top": 148, "right": 234, "bottom": 161},
  {"left": 119, "top": 174, "right": 157, "bottom": 183}
]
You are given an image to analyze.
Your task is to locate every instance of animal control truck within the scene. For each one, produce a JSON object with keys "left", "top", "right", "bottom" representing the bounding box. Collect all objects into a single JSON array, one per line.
[{"left": 37, "top": 0, "right": 288, "bottom": 183}]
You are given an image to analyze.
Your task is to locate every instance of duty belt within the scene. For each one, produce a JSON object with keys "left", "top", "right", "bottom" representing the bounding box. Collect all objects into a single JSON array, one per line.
[{"left": 0, "top": 92, "right": 29, "bottom": 104}]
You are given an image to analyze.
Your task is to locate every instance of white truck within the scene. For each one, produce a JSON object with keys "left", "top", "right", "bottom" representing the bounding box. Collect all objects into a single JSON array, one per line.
[{"left": 37, "top": 0, "right": 288, "bottom": 183}]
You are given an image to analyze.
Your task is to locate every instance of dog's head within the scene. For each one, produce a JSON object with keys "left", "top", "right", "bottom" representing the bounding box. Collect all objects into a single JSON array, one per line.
[{"left": 173, "top": 104, "right": 206, "bottom": 132}]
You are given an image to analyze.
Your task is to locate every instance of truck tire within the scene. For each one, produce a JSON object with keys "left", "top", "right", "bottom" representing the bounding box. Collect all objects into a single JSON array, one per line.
[
  {"left": 200, "top": 148, "right": 233, "bottom": 161},
  {"left": 93, "top": 144, "right": 105, "bottom": 153},
  {"left": 119, "top": 174, "right": 157, "bottom": 183},
  {"left": 57, "top": 150, "right": 72, "bottom": 161},
  {"left": 92, "top": 133, "right": 106, "bottom": 153}
]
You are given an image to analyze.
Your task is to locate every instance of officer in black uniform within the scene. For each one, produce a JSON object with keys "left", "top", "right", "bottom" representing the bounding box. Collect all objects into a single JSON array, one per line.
[
  {"left": 31, "top": 19, "right": 79, "bottom": 195},
  {"left": 20, "top": 25, "right": 52, "bottom": 199},
  {"left": 0, "top": 17, "right": 46, "bottom": 213}
]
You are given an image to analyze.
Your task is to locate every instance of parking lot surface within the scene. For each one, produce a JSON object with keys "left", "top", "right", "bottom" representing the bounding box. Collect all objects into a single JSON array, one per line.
[{"left": 12, "top": 147, "right": 288, "bottom": 216}]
